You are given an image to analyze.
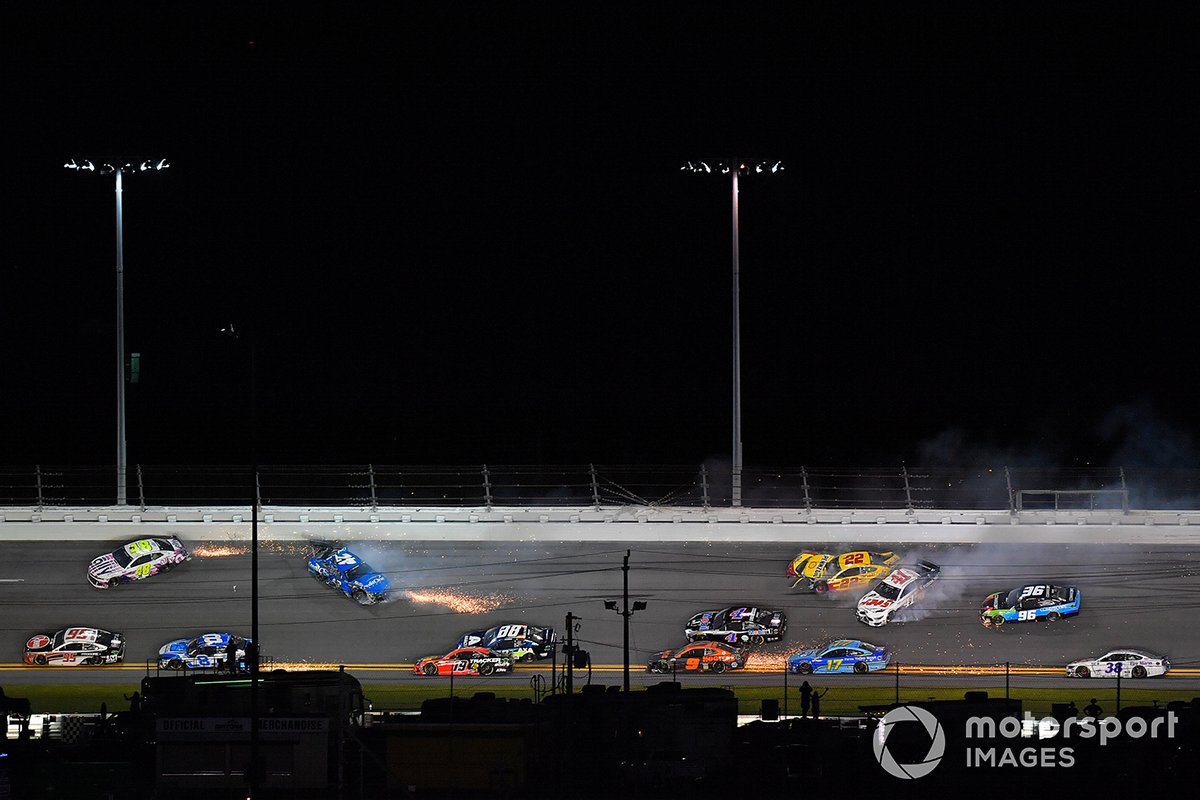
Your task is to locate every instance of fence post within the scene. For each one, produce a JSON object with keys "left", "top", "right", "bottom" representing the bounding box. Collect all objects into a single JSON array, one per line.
[
  {"left": 801, "top": 466, "right": 812, "bottom": 512},
  {"left": 1116, "top": 670, "right": 1121, "bottom": 712},
  {"left": 783, "top": 661, "right": 788, "bottom": 719},
  {"left": 367, "top": 464, "right": 378, "bottom": 511},
  {"left": 482, "top": 464, "right": 493, "bottom": 510},
  {"left": 1119, "top": 466, "right": 1128, "bottom": 513},
  {"left": 894, "top": 661, "right": 900, "bottom": 705},
  {"left": 35, "top": 464, "right": 44, "bottom": 511},
  {"left": 902, "top": 463, "right": 914, "bottom": 514},
  {"left": 137, "top": 464, "right": 146, "bottom": 512},
  {"left": 1005, "top": 466, "right": 1015, "bottom": 514},
  {"left": 1005, "top": 661, "right": 1010, "bottom": 699},
  {"left": 700, "top": 464, "right": 710, "bottom": 509},
  {"left": 255, "top": 467, "right": 262, "bottom": 510},
  {"left": 589, "top": 464, "right": 601, "bottom": 509}
]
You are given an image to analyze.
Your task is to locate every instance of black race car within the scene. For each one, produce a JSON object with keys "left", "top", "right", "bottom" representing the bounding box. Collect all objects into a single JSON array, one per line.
[
  {"left": 684, "top": 605, "right": 787, "bottom": 646},
  {"left": 456, "top": 623, "right": 556, "bottom": 662}
]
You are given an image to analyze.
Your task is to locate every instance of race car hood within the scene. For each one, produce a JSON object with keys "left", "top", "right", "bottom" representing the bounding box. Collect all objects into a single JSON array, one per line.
[
  {"left": 354, "top": 573, "right": 391, "bottom": 594},
  {"left": 788, "top": 552, "right": 831, "bottom": 579},
  {"left": 792, "top": 647, "right": 820, "bottom": 662},
  {"left": 456, "top": 630, "right": 487, "bottom": 648},
  {"left": 856, "top": 592, "right": 893, "bottom": 617},
  {"left": 87, "top": 553, "right": 122, "bottom": 579},
  {"left": 159, "top": 639, "right": 189, "bottom": 656},
  {"left": 687, "top": 611, "right": 717, "bottom": 630},
  {"left": 981, "top": 592, "right": 1006, "bottom": 612}
]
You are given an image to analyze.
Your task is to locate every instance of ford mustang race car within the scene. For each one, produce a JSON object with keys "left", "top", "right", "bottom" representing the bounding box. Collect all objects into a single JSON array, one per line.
[
  {"left": 788, "top": 639, "right": 890, "bottom": 674},
  {"left": 855, "top": 561, "right": 941, "bottom": 627},
  {"left": 87, "top": 536, "right": 190, "bottom": 588},
  {"left": 414, "top": 647, "right": 513, "bottom": 676},
  {"left": 306, "top": 541, "right": 391, "bottom": 605},
  {"left": 1066, "top": 649, "right": 1169, "bottom": 679},
  {"left": 647, "top": 641, "right": 745, "bottom": 674},
  {"left": 456, "top": 623, "right": 556, "bottom": 662},
  {"left": 24, "top": 627, "right": 125, "bottom": 666},
  {"left": 980, "top": 584, "right": 1080, "bottom": 628},
  {"left": 684, "top": 606, "right": 787, "bottom": 645},
  {"left": 158, "top": 632, "right": 251, "bottom": 671},
  {"left": 788, "top": 550, "right": 900, "bottom": 593}
]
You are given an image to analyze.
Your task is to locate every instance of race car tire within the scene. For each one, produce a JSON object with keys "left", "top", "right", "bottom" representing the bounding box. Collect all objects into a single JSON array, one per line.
[
  {"left": 1046, "top": 612, "right": 1061, "bottom": 622},
  {"left": 991, "top": 615, "right": 1005, "bottom": 627},
  {"left": 422, "top": 663, "right": 437, "bottom": 676},
  {"left": 796, "top": 662, "right": 813, "bottom": 675},
  {"left": 33, "top": 655, "right": 48, "bottom": 666},
  {"left": 814, "top": 581, "right": 829, "bottom": 594},
  {"left": 854, "top": 662, "right": 869, "bottom": 674},
  {"left": 83, "top": 657, "right": 101, "bottom": 666},
  {"left": 651, "top": 661, "right": 669, "bottom": 674},
  {"left": 1075, "top": 666, "right": 1090, "bottom": 678},
  {"left": 1132, "top": 665, "right": 1147, "bottom": 678},
  {"left": 750, "top": 635, "right": 766, "bottom": 646},
  {"left": 520, "top": 653, "right": 536, "bottom": 663},
  {"left": 352, "top": 590, "right": 372, "bottom": 606},
  {"left": 166, "top": 659, "right": 183, "bottom": 671},
  {"left": 107, "top": 578, "right": 119, "bottom": 589},
  {"left": 478, "top": 663, "right": 495, "bottom": 676},
  {"left": 711, "top": 661, "right": 726, "bottom": 674}
]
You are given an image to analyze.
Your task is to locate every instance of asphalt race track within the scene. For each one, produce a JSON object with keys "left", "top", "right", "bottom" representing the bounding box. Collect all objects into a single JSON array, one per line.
[{"left": 2, "top": 539, "right": 1199, "bottom": 690}]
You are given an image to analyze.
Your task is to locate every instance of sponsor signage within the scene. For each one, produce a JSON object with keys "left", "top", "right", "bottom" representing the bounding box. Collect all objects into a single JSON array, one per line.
[{"left": 157, "top": 717, "right": 329, "bottom": 739}]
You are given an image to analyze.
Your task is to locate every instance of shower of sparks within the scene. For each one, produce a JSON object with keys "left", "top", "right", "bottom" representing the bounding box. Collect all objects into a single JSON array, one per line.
[
  {"left": 405, "top": 589, "right": 514, "bottom": 614},
  {"left": 192, "top": 544, "right": 250, "bottom": 558}
]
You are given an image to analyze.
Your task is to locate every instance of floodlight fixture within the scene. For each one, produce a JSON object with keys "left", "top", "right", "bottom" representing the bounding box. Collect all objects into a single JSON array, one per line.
[
  {"left": 63, "top": 156, "right": 171, "bottom": 505},
  {"left": 683, "top": 158, "right": 785, "bottom": 507},
  {"left": 604, "top": 600, "right": 619, "bottom": 611}
]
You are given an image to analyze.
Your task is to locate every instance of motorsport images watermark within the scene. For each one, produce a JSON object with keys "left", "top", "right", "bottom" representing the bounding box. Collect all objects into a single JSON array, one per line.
[{"left": 873, "top": 705, "right": 1180, "bottom": 778}]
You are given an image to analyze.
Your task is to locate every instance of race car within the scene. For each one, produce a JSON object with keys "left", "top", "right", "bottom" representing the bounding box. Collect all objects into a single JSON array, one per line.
[
  {"left": 1066, "top": 649, "right": 1170, "bottom": 679},
  {"left": 684, "top": 606, "right": 787, "bottom": 645},
  {"left": 456, "top": 623, "right": 556, "bottom": 662},
  {"left": 158, "top": 632, "right": 251, "bottom": 671},
  {"left": 855, "top": 560, "right": 941, "bottom": 627},
  {"left": 306, "top": 541, "right": 391, "bottom": 605},
  {"left": 24, "top": 627, "right": 125, "bottom": 667},
  {"left": 980, "top": 584, "right": 1080, "bottom": 628},
  {"left": 647, "top": 641, "right": 745, "bottom": 674},
  {"left": 413, "top": 647, "right": 513, "bottom": 676},
  {"left": 87, "top": 536, "right": 190, "bottom": 588},
  {"left": 788, "top": 639, "right": 891, "bottom": 674},
  {"left": 788, "top": 550, "right": 900, "bottom": 593}
]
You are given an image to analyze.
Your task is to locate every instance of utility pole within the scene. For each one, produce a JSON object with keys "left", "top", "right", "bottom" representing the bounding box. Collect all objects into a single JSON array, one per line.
[
  {"left": 564, "top": 612, "right": 578, "bottom": 697},
  {"left": 605, "top": 551, "right": 647, "bottom": 691}
]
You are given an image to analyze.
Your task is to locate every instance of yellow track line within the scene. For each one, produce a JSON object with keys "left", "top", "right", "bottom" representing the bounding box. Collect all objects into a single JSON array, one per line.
[{"left": 1, "top": 662, "right": 1198, "bottom": 677}]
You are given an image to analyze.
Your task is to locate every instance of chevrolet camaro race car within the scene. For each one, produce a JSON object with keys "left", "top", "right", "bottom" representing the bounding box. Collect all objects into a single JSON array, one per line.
[
  {"left": 456, "top": 623, "right": 556, "bottom": 662},
  {"left": 158, "top": 632, "right": 251, "bottom": 671},
  {"left": 24, "top": 627, "right": 125, "bottom": 666},
  {"left": 87, "top": 536, "right": 190, "bottom": 588},
  {"left": 788, "top": 639, "right": 890, "bottom": 674},
  {"left": 855, "top": 561, "right": 941, "bottom": 627},
  {"left": 1066, "top": 649, "right": 1170, "bottom": 679},
  {"left": 980, "top": 584, "right": 1080, "bottom": 628},
  {"left": 684, "top": 606, "right": 787, "bottom": 645},
  {"left": 647, "top": 641, "right": 745, "bottom": 674},
  {"left": 306, "top": 541, "right": 391, "bottom": 605},
  {"left": 414, "top": 647, "right": 513, "bottom": 676},
  {"left": 788, "top": 550, "right": 900, "bottom": 593}
]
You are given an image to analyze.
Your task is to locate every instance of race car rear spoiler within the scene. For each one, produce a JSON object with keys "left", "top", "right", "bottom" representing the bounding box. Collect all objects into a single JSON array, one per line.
[{"left": 914, "top": 560, "right": 941, "bottom": 577}]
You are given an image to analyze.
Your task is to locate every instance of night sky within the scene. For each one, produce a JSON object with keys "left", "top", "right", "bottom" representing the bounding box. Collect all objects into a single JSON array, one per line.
[{"left": 5, "top": 3, "right": 1198, "bottom": 471}]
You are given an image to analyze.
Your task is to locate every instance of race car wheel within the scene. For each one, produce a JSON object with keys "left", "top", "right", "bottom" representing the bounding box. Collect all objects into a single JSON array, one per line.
[
  {"left": 991, "top": 615, "right": 1005, "bottom": 627},
  {"left": 520, "top": 653, "right": 536, "bottom": 663},
  {"left": 1075, "top": 666, "right": 1090, "bottom": 678},
  {"left": 750, "top": 635, "right": 766, "bottom": 646},
  {"left": 797, "top": 662, "right": 813, "bottom": 675},
  {"left": 352, "top": 590, "right": 373, "bottom": 606},
  {"left": 651, "top": 661, "right": 669, "bottom": 674},
  {"left": 854, "top": 662, "right": 868, "bottom": 674},
  {"left": 814, "top": 581, "right": 829, "bottom": 594},
  {"left": 478, "top": 663, "right": 495, "bottom": 676},
  {"left": 711, "top": 661, "right": 726, "bottom": 674},
  {"left": 166, "top": 659, "right": 183, "bottom": 671},
  {"left": 1046, "top": 612, "right": 1061, "bottom": 622},
  {"left": 1132, "top": 665, "right": 1147, "bottom": 678},
  {"left": 83, "top": 657, "right": 101, "bottom": 666},
  {"left": 422, "top": 663, "right": 437, "bottom": 676},
  {"left": 107, "top": 578, "right": 119, "bottom": 589},
  {"left": 33, "top": 655, "right": 47, "bottom": 666}
]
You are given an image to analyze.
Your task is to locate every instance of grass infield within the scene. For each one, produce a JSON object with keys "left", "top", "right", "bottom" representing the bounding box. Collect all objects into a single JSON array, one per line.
[{"left": 4, "top": 682, "right": 1195, "bottom": 717}]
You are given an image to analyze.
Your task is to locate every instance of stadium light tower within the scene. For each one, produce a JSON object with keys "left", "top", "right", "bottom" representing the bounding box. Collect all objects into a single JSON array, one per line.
[
  {"left": 63, "top": 158, "right": 170, "bottom": 505},
  {"left": 682, "top": 160, "right": 784, "bottom": 507}
]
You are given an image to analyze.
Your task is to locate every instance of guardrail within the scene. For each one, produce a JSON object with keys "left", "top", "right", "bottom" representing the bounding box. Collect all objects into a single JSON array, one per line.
[{"left": 2, "top": 464, "right": 1198, "bottom": 511}]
